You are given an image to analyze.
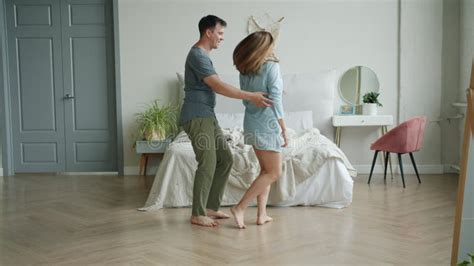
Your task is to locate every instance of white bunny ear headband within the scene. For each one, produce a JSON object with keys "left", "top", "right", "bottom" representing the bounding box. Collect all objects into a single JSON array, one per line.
[{"left": 247, "top": 14, "right": 284, "bottom": 42}]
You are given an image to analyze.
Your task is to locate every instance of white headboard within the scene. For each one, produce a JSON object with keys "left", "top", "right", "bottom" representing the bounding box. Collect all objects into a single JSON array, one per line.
[{"left": 177, "top": 70, "right": 337, "bottom": 140}]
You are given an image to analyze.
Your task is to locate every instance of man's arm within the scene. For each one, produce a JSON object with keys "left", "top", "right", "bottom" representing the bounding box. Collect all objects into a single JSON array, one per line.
[{"left": 203, "top": 74, "right": 272, "bottom": 107}]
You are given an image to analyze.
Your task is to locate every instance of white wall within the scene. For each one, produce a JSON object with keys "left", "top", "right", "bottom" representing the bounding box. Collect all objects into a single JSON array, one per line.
[
  {"left": 118, "top": 0, "right": 398, "bottom": 174},
  {"left": 460, "top": 0, "right": 474, "bottom": 98},
  {"left": 400, "top": 0, "right": 444, "bottom": 172},
  {"left": 440, "top": 0, "right": 461, "bottom": 168},
  {"left": 118, "top": 0, "right": 458, "bottom": 175}
]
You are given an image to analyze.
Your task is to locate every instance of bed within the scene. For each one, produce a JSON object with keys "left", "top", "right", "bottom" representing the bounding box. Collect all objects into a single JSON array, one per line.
[{"left": 139, "top": 70, "right": 356, "bottom": 211}]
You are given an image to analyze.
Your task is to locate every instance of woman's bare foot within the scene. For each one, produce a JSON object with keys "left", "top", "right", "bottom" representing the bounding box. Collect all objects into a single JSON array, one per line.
[
  {"left": 230, "top": 206, "right": 246, "bottom": 229},
  {"left": 206, "top": 209, "right": 230, "bottom": 219},
  {"left": 190, "top": 216, "right": 218, "bottom": 227},
  {"left": 256, "top": 214, "right": 273, "bottom": 225}
]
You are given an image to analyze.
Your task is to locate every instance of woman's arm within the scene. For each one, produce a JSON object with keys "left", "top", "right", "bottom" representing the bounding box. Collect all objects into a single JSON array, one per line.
[
  {"left": 278, "top": 118, "right": 288, "bottom": 147},
  {"left": 267, "top": 62, "right": 284, "bottom": 119},
  {"left": 267, "top": 62, "right": 287, "bottom": 147}
]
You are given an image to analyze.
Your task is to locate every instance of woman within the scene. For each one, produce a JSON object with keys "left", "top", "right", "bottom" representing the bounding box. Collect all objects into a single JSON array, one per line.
[{"left": 230, "top": 31, "right": 287, "bottom": 229}]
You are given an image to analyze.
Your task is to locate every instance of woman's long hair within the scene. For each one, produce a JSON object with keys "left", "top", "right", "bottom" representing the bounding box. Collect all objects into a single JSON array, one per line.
[{"left": 233, "top": 31, "right": 274, "bottom": 75}]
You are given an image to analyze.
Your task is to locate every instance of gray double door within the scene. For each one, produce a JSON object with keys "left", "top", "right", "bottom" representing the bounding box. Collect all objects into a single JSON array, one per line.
[{"left": 6, "top": 0, "right": 117, "bottom": 172}]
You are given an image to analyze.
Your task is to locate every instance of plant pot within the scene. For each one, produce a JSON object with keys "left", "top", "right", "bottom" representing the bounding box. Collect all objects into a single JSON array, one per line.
[
  {"left": 363, "top": 103, "right": 378, "bottom": 115},
  {"left": 145, "top": 128, "right": 166, "bottom": 141}
]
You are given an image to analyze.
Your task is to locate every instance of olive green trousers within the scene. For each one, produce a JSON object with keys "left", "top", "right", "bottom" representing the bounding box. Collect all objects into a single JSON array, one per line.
[{"left": 182, "top": 116, "right": 233, "bottom": 216}]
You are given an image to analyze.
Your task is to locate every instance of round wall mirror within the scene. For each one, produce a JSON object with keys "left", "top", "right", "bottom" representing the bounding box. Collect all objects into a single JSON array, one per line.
[{"left": 339, "top": 66, "right": 379, "bottom": 105}]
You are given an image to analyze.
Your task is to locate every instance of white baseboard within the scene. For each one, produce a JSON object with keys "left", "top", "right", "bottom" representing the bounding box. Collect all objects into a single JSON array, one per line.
[
  {"left": 443, "top": 164, "right": 460, "bottom": 174},
  {"left": 124, "top": 166, "right": 139, "bottom": 175},
  {"left": 354, "top": 164, "right": 446, "bottom": 174},
  {"left": 59, "top": 172, "right": 119, "bottom": 175},
  {"left": 124, "top": 166, "right": 159, "bottom": 176},
  {"left": 13, "top": 172, "right": 119, "bottom": 176},
  {"left": 0, "top": 170, "right": 120, "bottom": 177}
]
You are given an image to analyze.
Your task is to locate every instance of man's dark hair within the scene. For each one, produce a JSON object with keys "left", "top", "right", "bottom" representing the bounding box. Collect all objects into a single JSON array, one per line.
[{"left": 198, "top": 15, "right": 227, "bottom": 37}]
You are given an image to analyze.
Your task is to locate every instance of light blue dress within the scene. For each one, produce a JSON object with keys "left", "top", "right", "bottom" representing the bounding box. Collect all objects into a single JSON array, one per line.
[{"left": 240, "top": 61, "right": 284, "bottom": 152}]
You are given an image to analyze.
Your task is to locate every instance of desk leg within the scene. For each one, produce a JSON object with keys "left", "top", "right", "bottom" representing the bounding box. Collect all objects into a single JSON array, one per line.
[
  {"left": 139, "top": 154, "right": 146, "bottom": 176},
  {"left": 138, "top": 154, "right": 147, "bottom": 188},
  {"left": 335, "top": 127, "right": 342, "bottom": 147},
  {"left": 143, "top": 154, "right": 149, "bottom": 176},
  {"left": 137, "top": 153, "right": 165, "bottom": 189}
]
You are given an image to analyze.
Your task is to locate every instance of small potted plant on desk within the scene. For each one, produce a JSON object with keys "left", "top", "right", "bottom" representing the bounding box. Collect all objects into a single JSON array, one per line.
[
  {"left": 134, "top": 100, "right": 179, "bottom": 176},
  {"left": 362, "top": 92, "right": 383, "bottom": 115}
]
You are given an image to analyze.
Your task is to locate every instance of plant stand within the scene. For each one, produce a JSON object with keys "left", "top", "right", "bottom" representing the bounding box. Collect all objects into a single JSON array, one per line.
[
  {"left": 135, "top": 139, "right": 172, "bottom": 176},
  {"left": 139, "top": 153, "right": 165, "bottom": 176}
]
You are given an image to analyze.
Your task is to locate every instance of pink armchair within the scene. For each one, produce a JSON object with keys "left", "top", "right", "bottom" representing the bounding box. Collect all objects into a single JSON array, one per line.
[{"left": 367, "top": 116, "right": 427, "bottom": 188}]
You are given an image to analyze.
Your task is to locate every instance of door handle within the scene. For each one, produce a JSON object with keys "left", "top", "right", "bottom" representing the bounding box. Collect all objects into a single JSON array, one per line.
[{"left": 63, "top": 94, "right": 75, "bottom": 100}]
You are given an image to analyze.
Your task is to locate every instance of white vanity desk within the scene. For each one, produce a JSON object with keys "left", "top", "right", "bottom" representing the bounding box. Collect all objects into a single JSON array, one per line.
[
  {"left": 335, "top": 65, "right": 394, "bottom": 177},
  {"left": 333, "top": 114, "right": 394, "bottom": 177},
  {"left": 332, "top": 114, "right": 394, "bottom": 147}
]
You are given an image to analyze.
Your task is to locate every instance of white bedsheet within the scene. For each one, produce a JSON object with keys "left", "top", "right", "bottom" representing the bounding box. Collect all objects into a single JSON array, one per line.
[{"left": 140, "top": 128, "right": 356, "bottom": 211}]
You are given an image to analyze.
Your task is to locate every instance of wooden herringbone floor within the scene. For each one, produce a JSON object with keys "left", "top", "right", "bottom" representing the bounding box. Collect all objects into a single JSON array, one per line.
[{"left": 0, "top": 173, "right": 457, "bottom": 265}]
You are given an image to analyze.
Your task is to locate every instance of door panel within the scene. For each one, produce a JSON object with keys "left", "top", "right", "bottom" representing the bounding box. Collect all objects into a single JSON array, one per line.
[
  {"left": 70, "top": 3, "right": 106, "bottom": 25},
  {"left": 7, "top": 0, "right": 66, "bottom": 172},
  {"left": 15, "top": 4, "right": 52, "bottom": 26},
  {"left": 6, "top": 0, "right": 116, "bottom": 172},
  {"left": 17, "top": 39, "right": 56, "bottom": 131},
  {"left": 22, "top": 143, "right": 57, "bottom": 163},
  {"left": 61, "top": 0, "right": 116, "bottom": 171},
  {"left": 71, "top": 37, "right": 109, "bottom": 130}
]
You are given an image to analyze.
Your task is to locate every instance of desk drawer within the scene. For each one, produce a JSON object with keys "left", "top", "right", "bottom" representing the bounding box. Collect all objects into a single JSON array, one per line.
[{"left": 332, "top": 115, "right": 393, "bottom": 127}]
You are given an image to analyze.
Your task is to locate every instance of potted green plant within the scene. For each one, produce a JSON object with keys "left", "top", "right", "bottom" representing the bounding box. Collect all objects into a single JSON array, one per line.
[
  {"left": 134, "top": 100, "right": 179, "bottom": 142},
  {"left": 362, "top": 91, "right": 383, "bottom": 115}
]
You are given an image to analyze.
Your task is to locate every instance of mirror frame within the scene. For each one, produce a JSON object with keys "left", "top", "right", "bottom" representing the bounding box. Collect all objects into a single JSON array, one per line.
[
  {"left": 451, "top": 59, "right": 474, "bottom": 265},
  {"left": 338, "top": 66, "right": 380, "bottom": 106}
]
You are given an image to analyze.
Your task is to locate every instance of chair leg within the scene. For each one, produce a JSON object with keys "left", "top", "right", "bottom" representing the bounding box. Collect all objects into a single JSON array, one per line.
[
  {"left": 398, "top": 153, "right": 406, "bottom": 188},
  {"left": 409, "top": 152, "right": 421, "bottom": 183},
  {"left": 368, "top": 150, "right": 379, "bottom": 184},
  {"left": 384, "top": 152, "right": 390, "bottom": 181}
]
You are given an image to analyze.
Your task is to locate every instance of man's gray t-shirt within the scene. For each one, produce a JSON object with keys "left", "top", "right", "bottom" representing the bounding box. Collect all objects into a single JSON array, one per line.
[{"left": 179, "top": 46, "right": 217, "bottom": 126}]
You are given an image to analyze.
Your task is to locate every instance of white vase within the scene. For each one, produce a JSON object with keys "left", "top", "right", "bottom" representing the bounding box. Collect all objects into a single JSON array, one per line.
[{"left": 363, "top": 103, "right": 378, "bottom": 115}]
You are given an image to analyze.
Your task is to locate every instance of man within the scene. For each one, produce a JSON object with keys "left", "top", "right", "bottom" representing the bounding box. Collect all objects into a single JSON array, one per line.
[{"left": 180, "top": 15, "right": 272, "bottom": 227}]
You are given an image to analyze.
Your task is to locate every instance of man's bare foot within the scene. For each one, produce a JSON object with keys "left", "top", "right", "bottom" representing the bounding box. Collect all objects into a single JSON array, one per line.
[
  {"left": 256, "top": 214, "right": 273, "bottom": 225},
  {"left": 206, "top": 209, "right": 230, "bottom": 219},
  {"left": 230, "top": 206, "right": 246, "bottom": 229},
  {"left": 190, "top": 216, "right": 218, "bottom": 227}
]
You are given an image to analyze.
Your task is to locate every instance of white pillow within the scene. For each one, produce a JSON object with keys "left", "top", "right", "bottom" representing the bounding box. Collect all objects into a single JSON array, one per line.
[
  {"left": 176, "top": 72, "right": 185, "bottom": 106},
  {"left": 284, "top": 111, "right": 313, "bottom": 132},
  {"left": 215, "top": 113, "right": 244, "bottom": 129},
  {"left": 281, "top": 71, "right": 336, "bottom": 138}
]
